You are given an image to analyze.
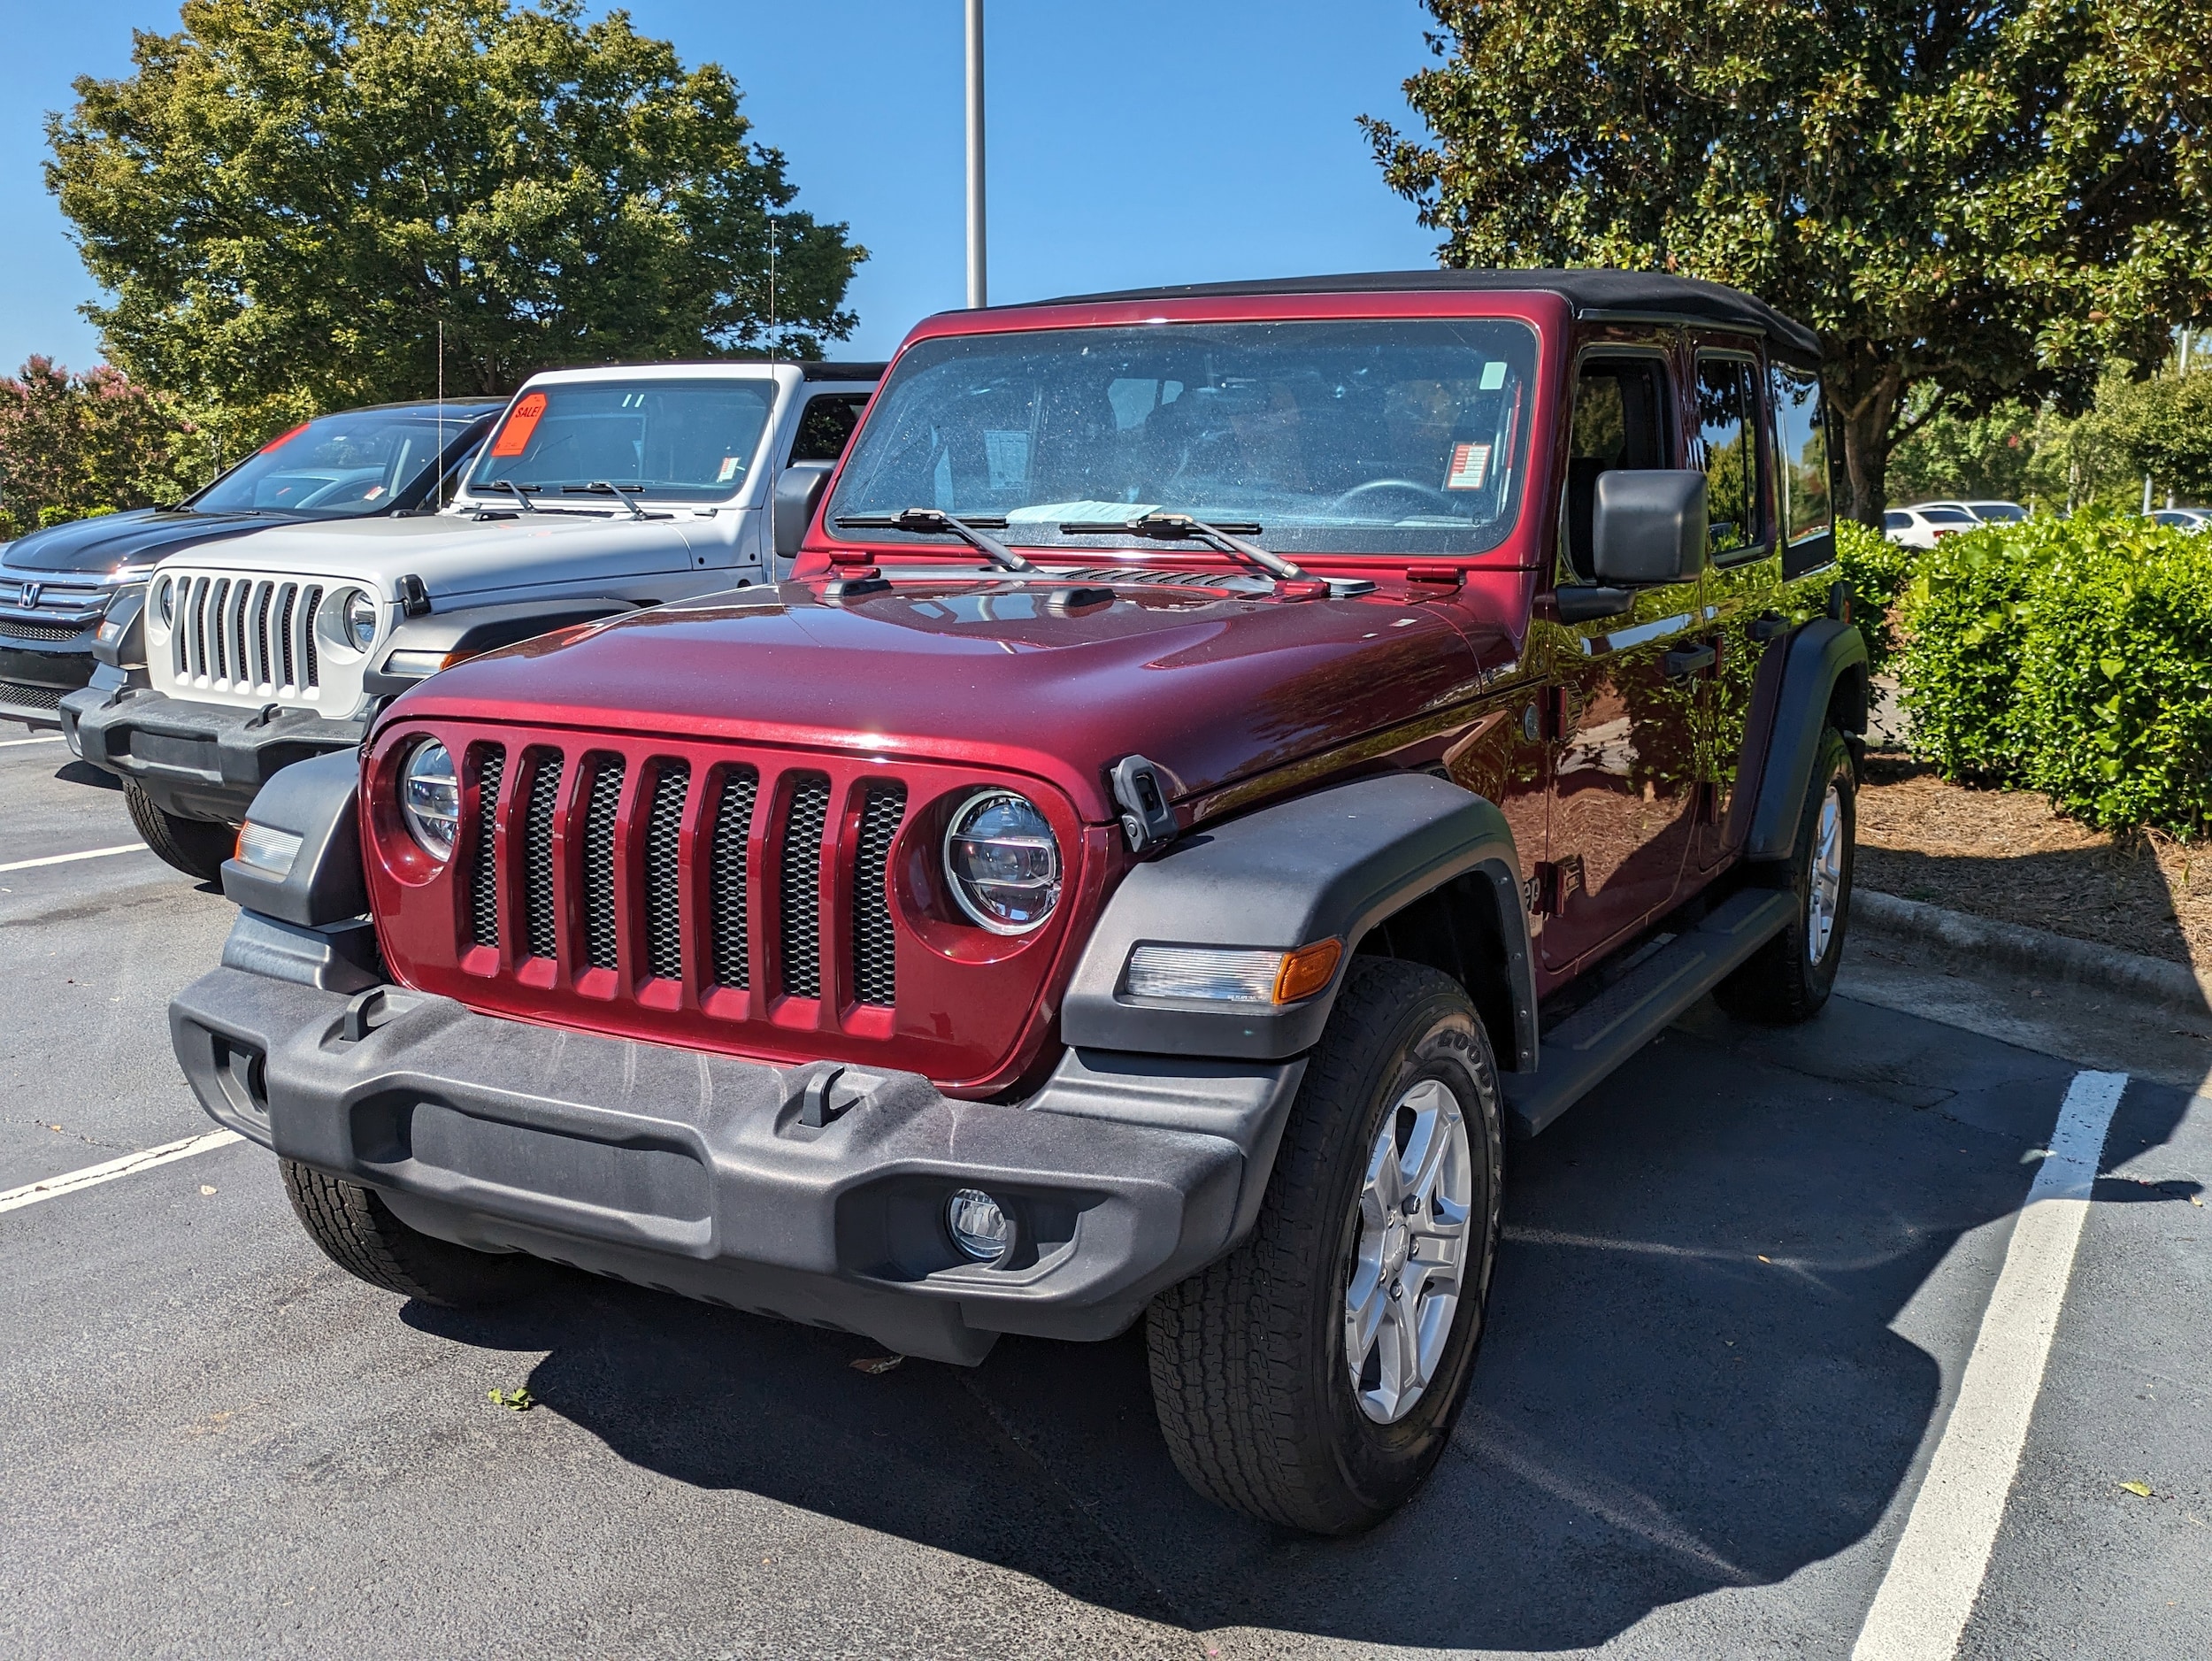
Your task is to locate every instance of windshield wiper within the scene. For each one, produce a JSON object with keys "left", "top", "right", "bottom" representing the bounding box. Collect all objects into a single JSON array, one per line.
[
  {"left": 566, "top": 481, "right": 649, "bottom": 519},
  {"left": 482, "top": 481, "right": 536, "bottom": 513},
  {"left": 835, "top": 508, "right": 1034, "bottom": 573},
  {"left": 1057, "top": 511, "right": 1306, "bottom": 583}
]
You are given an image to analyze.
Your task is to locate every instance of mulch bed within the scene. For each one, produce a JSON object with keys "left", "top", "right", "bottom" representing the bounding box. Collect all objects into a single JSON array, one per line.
[{"left": 1855, "top": 752, "right": 2209, "bottom": 972}]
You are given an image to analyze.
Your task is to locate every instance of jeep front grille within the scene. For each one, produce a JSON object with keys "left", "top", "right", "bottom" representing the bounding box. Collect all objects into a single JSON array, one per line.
[
  {"left": 171, "top": 576, "right": 325, "bottom": 693},
  {"left": 464, "top": 740, "right": 909, "bottom": 1011}
]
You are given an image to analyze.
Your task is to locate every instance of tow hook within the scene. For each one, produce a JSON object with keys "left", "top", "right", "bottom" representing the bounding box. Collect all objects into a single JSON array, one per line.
[{"left": 1110, "top": 755, "right": 1179, "bottom": 855}]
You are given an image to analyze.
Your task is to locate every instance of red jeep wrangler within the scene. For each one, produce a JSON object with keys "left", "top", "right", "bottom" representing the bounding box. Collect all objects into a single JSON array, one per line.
[{"left": 171, "top": 273, "right": 1865, "bottom": 1534}]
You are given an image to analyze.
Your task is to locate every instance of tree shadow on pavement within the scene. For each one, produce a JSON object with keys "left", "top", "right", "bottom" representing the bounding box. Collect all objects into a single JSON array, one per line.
[{"left": 405, "top": 995, "right": 2194, "bottom": 1652}]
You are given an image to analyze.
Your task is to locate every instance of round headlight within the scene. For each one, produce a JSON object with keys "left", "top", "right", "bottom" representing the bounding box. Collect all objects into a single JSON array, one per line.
[
  {"left": 943, "top": 790, "right": 1060, "bottom": 934},
  {"left": 342, "top": 590, "right": 379, "bottom": 650},
  {"left": 156, "top": 577, "right": 174, "bottom": 625},
  {"left": 399, "top": 739, "right": 459, "bottom": 861}
]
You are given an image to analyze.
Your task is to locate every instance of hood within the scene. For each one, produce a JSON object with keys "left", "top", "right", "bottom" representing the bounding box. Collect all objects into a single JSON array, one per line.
[
  {"left": 154, "top": 508, "right": 715, "bottom": 603},
  {"left": 1, "top": 507, "right": 277, "bottom": 574},
  {"left": 390, "top": 572, "right": 1524, "bottom": 821}
]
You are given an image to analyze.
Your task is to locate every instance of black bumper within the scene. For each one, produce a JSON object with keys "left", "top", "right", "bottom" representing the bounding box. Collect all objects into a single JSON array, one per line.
[
  {"left": 171, "top": 962, "right": 1302, "bottom": 1365},
  {"left": 0, "top": 634, "right": 97, "bottom": 729},
  {"left": 67, "top": 688, "right": 365, "bottom": 821}
]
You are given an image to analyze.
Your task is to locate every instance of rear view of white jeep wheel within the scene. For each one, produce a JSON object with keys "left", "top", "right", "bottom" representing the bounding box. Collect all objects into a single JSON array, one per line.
[{"left": 1146, "top": 958, "right": 1504, "bottom": 1534}]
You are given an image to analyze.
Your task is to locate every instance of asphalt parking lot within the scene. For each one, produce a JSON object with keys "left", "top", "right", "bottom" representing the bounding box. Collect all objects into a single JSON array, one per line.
[{"left": 2, "top": 730, "right": 2207, "bottom": 1659}]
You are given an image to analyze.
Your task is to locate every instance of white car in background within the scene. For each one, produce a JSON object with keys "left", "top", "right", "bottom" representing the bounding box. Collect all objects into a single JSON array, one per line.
[
  {"left": 1882, "top": 504, "right": 1980, "bottom": 549},
  {"left": 2150, "top": 507, "right": 2209, "bottom": 533},
  {"left": 1920, "top": 498, "right": 2028, "bottom": 524}
]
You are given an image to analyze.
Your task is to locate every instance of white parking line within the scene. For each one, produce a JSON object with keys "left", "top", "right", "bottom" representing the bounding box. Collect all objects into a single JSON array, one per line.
[
  {"left": 0, "top": 842, "right": 150, "bottom": 874},
  {"left": 0, "top": 1129, "right": 243, "bottom": 1215},
  {"left": 1851, "top": 1069, "right": 2128, "bottom": 1661},
  {"left": 0, "top": 734, "right": 65, "bottom": 748}
]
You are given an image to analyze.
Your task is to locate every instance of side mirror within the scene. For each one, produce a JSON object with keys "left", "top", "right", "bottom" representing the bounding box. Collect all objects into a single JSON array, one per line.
[
  {"left": 1592, "top": 470, "right": 1709, "bottom": 587},
  {"left": 773, "top": 463, "right": 836, "bottom": 559}
]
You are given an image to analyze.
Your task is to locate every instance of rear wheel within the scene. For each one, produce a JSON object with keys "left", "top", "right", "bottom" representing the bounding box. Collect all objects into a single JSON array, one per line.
[
  {"left": 1715, "top": 725, "right": 1855, "bottom": 1025},
  {"left": 122, "top": 780, "right": 234, "bottom": 882},
  {"left": 1146, "top": 958, "right": 1504, "bottom": 1534},
  {"left": 282, "top": 1159, "right": 535, "bottom": 1308}
]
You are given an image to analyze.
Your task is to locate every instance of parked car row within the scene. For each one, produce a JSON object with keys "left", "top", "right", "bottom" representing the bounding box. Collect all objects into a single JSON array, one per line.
[
  {"left": 90, "top": 270, "right": 1872, "bottom": 1534},
  {"left": 0, "top": 359, "right": 881, "bottom": 876}
]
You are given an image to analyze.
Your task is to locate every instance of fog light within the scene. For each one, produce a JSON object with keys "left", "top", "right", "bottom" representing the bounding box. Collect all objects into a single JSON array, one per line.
[
  {"left": 947, "top": 1188, "right": 1011, "bottom": 1261},
  {"left": 234, "top": 821, "right": 303, "bottom": 876}
]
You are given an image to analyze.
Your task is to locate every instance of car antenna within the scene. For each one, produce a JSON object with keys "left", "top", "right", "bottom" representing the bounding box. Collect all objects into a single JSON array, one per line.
[{"left": 435, "top": 319, "right": 445, "bottom": 512}]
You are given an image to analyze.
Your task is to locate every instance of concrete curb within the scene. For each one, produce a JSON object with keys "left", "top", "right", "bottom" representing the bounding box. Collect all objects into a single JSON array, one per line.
[{"left": 1854, "top": 888, "right": 2212, "bottom": 1019}]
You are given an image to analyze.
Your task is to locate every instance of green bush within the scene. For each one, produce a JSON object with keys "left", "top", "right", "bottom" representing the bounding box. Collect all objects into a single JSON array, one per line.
[
  {"left": 1834, "top": 518, "right": 1917, "bottom": 673},
  {"left": 1898, "top": 512, "right": 2212, "bottom": 836}
]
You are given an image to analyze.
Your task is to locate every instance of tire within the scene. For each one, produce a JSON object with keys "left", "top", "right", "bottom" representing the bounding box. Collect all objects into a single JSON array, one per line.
[
  {"left": 282, "top": 1158, "right": 536, "bottom": 1308},
  {"left": 1146, "top": 958, "right": 1505, "bottom": 1534},
  {"left": 122, "top": 780, "right": 234, "bottom": 882},
  {"left": 1715, "top": 724, "right": 1855, "bottom": 1025}
]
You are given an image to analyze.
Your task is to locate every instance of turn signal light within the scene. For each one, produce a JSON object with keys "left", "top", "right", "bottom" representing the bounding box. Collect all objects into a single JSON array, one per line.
[
  {"left": 1125, "top": 938, "right": 1344, "bottom": 1006},
  {"left": 1274, "top": 938, "right": 1343, "bottom": 1004}
]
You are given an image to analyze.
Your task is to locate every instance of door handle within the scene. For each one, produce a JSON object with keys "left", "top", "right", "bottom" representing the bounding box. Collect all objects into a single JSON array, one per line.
[{"left": 1664, "top": 642, "right": 1717, "bottom": 680}]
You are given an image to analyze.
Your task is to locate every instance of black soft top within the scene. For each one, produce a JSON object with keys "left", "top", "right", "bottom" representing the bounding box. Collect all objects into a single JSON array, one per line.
[{"left": 1029, "top": 269, "right": 1822, "bottom": 367}]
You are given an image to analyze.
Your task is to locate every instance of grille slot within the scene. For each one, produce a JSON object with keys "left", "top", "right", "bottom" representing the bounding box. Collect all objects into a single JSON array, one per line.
[
  {"left": 0, "top": 619, "right": 81, "bottom": 642},
  {"left": 778, "top": 777, "right": 832, "bottom": 998},
  {"left": 709, "top": 768, "right": 758, "bottom": 989},
  {"left": 642, "top": 761, "right": 690, "bottom": 981},
  {"left": 299, "top": 587, "right": 323, "bottom": 688},
  {"left": 521, "top": 754, "right": 565, "bottom": 959},
  {"left": 0, "top": 681, "right": 65, "bottom": 712},
  {"left": 468, "top": 747, "right": 506, "bottom": 949},
  {"left": 851, "top": 783, "right": 907, "bottom": 1006},
  {"left": 209, "top": 580, "right": 231, "bottom": 680},
  {"left": 581, "top": 758, "right": 626, "bottom": 972}
]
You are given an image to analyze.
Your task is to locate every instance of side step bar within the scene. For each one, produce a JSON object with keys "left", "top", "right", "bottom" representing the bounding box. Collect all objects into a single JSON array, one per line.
[{"left": 1502, "top": 888, "right": 1795, "bottom": 1139}]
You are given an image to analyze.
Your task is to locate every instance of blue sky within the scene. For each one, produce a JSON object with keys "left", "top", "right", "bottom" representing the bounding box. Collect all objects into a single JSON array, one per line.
[{"left": 0, "top": 0, "right": 1446, "bottom": 376}]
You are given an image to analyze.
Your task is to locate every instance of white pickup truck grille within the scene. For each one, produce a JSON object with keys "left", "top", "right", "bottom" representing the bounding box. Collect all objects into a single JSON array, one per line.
[{"left": 169, "top": 574, "right": 326, "bottom": 696}]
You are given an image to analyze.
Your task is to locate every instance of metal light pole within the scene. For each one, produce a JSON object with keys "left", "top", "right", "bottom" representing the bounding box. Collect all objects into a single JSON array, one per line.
[{"left": 964, "top": 0, "right": 987, "bottom": 308}]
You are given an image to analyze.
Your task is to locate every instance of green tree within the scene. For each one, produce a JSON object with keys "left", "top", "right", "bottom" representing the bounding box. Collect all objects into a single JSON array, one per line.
[
  {"left": 1886, "top": 399, "right": 2036, "bottom": 507},
  {"left": 45, "top": 0, "right": 864, "bottom": 417},
  {"left": 1363, "top": 0, "right": 2212, "bottom": 521},
  {"left": 0, "top": 358, "right": 205, "bottom": 536}
]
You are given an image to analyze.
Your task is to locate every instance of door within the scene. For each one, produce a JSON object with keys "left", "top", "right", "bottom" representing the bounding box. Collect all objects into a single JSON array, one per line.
[
  {"left": 1540, "top": 352, "right": 1705, "bottom": 974},
  {"left": 1690, "top": 347, "right": 1779, "bottom": 872}
]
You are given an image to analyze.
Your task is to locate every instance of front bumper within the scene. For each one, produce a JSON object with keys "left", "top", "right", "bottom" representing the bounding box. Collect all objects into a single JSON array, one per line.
[
  {"left": 0, "top": 632, "right": 97, "bottom": 729},
  {"left": 67, "top": 688, "right": 366, "bottom": 821},
  {"left": 171, "top": 962, "right": 1302, "bottom": 1365}
]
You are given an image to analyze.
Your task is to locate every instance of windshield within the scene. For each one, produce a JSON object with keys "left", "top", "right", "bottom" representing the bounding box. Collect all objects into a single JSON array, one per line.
[
  {"left": 467, "top": 379, "right": 778, "bottom": 504},
  {"left": 826, "top": 319, "right": 1540, "bottom": 556},
  {"left": 194, "top": 407, "right": 482, "bottom": 516}
]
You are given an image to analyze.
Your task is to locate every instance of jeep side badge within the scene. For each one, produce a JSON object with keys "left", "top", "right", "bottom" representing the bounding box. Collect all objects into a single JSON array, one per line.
[{"left": 1110, "top": 755, "right": 1178, "bottom": 854}]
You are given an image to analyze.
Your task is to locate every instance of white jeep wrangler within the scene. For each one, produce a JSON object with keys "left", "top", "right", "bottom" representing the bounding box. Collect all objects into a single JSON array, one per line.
[{"left": 64, "top": 359, "right": 879, "bottom": 878}]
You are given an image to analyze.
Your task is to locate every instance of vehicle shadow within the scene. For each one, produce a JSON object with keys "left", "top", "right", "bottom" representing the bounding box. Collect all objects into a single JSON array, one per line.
[{"left": 405, "top": 995, "right": 2193, "bottom": 1651}]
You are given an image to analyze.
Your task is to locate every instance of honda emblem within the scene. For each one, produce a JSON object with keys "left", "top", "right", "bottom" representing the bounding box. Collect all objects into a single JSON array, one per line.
[{"left": 20, "top": 581, "right": 41, "bottom": 609}]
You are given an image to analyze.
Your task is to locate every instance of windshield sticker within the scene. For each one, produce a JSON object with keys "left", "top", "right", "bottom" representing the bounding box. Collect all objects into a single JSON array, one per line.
[
  {"left": 1445, "top": 442, "right": 1493, "bottom": 490},
  {"left": 985, "top": 430, "right": 1030, "bottom": 491},
  {"left": 716, "top": 457, "right": 741, "bottom": 482},
  {"left": 489, "top": 392, "right": 548, "bottom": 458},
  {"left": 363, "top": 484, "right": 384, "bottom": 501},
  {"left": 1479, "top": 361, "right": 1508, "bottom": 391}
]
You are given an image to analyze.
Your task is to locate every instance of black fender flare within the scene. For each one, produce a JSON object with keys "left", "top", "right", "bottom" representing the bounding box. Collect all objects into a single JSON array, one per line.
[
  {"left": 1060, "top": 772, "right": 1537, "bottom": 1066},
  {"left": 360, "top": 596, "right": 638, "bottom": 698},
  {"left": 1742, "top": 617, "right": 1869, "bottom": 863},
  {"left": 219, "top": 747, "right": 365, "bottom": 927}
]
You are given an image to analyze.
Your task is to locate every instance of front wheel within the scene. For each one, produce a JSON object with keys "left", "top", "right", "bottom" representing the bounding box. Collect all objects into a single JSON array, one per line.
[
  {"left": 122, "top": 779, "right": 234, "bottom": 882},
  {"left": 282, "top": 1159, "right": 537, "bottom": 1308},
  {"left": 1146, "top": 958, "right": 1504, "bottom": 1534},
  {"left": 1715, "top": 725, "right": 1855, "bottom": 1024}
]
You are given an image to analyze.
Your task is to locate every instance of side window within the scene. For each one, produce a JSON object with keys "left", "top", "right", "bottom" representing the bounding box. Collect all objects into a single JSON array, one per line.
[
  {"left": 1562, "top": 357, "right": 1671, "bottom": 581},
  {"left": 1769, "top": 365, "right": 1832, "bottom": 544},
  {"left": 788, "top": 394, "right": 871, "bottom": 465},
  {"left": 1694, "top": 354, "right": 1763, "bottom": 560}
]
